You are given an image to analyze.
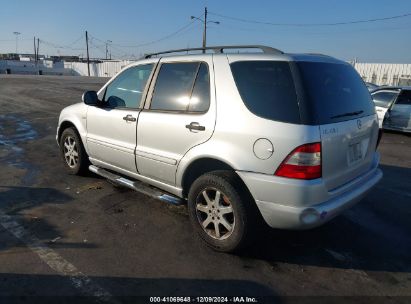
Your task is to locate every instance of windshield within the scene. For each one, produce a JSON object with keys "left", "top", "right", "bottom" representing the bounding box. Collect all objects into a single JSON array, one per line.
[{"left": 297, "top": 62, "right": 375, "bottom": 124}]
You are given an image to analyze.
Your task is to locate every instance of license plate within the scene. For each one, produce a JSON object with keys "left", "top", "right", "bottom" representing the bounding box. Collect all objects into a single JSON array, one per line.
[{"left": 348, "top": 142, "right": 363, "bottom": 164}]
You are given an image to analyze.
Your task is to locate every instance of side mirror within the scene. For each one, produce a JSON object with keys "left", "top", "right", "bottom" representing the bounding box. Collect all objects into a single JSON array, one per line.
[{"left": 82, "top": 91, "right": 99, "bottom": 105}]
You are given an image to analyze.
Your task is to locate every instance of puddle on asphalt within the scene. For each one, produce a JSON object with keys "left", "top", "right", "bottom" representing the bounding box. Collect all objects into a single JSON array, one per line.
[{"left": 0, "top": 114, "right": 39, "bottom": 186}]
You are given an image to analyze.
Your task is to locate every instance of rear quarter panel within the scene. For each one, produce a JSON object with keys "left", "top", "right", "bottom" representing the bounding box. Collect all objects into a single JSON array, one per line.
[{"left": 176, "top": 55, "right": 321, "bottom": 186}]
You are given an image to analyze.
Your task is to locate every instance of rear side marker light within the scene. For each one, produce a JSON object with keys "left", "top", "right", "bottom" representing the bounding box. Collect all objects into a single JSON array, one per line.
[{"left": 275, "top": 142, "right": 321, "bottom": 180}]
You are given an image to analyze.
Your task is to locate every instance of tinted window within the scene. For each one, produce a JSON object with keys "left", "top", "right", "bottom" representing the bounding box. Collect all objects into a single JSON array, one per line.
[
  {"left": 297, "top": 62, "right": 375, "bottom": 124},
  {"left": 104, "top": 64, "right": 153, "bottom": 108},
  {"left": 372, "top": 91, "right": 398, "bottom": 108},
  {"left": 396, "top": 90, "right": 411, "bottom": 105},
  {"left": 188, "top": 63, "right": 210, "bottom": 112},
  {"left": 230, "top": 61, "right": 300, "bottom": 123},
  {"left": 151, "top": 62, "right": 200, "bottom": 111}
]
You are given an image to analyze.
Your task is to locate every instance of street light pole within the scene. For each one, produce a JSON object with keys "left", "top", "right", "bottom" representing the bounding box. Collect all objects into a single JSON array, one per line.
[
  {"left": 191, "top": 7, "right": 219, "bottom": 53},
  {"left": 13, "top": 32, "right": 21, "bottom": 54}
]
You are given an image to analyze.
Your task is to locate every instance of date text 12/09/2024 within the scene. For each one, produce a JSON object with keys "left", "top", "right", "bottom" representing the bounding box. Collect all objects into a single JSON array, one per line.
[{"left": 149, "top": 297, "right": 258, "bottom": 303}]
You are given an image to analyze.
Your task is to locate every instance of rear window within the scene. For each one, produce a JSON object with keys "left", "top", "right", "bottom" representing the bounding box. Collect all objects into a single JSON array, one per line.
[
  {"left": 297, "top": 62, "right": 375, "bottom": 124},
  {"left": 230, "top": 61, "right": 300, "bottom": 124}
]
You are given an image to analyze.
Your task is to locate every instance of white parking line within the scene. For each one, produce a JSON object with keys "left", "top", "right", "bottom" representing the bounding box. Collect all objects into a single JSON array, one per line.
[{"left": 0, "top": 210, "right": 118, "bottom": 303}]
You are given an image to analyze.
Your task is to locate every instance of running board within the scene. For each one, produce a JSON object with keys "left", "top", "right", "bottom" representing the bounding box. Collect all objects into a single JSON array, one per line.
[{"left": 89, "top": 165, "right": 183, "bottom": 205}]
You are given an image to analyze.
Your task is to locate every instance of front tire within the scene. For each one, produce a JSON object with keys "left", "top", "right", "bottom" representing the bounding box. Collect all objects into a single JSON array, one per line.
[
  {"left": 187, "top": 171, "right": 258, "bottom": 253},
  {"left": 59, "top": 127, "right": 89, "bottom": 175}
]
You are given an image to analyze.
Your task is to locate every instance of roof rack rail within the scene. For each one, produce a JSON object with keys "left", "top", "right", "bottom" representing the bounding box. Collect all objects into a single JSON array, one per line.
[
  {"left": 305, "top": 53, "right": 332, "bottom": 57},
  {"left": 144, "top": 45, "right": 283, "bottom": 58}
]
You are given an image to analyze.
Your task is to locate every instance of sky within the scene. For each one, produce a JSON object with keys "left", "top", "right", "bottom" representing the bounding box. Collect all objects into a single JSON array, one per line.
[{"left": 0, "top": 0, "right": 410, "bottom": 63}]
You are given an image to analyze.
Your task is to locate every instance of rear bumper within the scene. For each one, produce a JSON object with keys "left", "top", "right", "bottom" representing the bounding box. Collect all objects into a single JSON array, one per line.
[{"left": 237, "top": 159, "right": 383, "bottom": 229}]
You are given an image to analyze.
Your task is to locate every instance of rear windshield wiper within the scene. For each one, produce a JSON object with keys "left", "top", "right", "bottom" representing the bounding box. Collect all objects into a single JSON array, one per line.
[{"left": 330, "top": 110, "right": 364, "bottom": 119}]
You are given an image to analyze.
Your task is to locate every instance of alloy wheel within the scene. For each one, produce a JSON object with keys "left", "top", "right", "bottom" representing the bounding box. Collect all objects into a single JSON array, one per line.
[{"left": 195, "top": 187, "right": 235, "bottom": 240}]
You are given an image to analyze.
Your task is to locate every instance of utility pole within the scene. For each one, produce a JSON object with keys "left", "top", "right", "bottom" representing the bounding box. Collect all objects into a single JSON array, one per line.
[
  {"left": 85, "top": 31, "right": 90, "bottom": 76},
  {"left": 37, "top": 38, "right": 39, "bottom": 61},
  {"left": 105, "top": 40, "right": 112, "bottom": 60},
  {"left": 203, "top": 7, "right": 207, "bottom": 52},
  {"left": 13, "top": 32, "right": 21, "bottom": 54},
  {"left": 33, "top": 37, "right": 37, "bottom": 63},
  {"left": 191, "top": 7, "right": 219, "bottom": 53}
]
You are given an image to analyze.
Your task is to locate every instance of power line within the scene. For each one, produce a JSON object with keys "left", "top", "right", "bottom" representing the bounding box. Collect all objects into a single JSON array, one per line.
[
  {"left": 66, "top": 34, "right": 85, "bottom": 47},
  {"left": 88, "top": 35, "right": 129, "bottom": 58},
  {"left": 208, "top": 11, "right": 411, "bottom": 27},
  {"left": 39, "top": 38, "right": 85, "bottom": 51},
  {"left": 97, "top": 20, "right": 197, "bottom": 48}
]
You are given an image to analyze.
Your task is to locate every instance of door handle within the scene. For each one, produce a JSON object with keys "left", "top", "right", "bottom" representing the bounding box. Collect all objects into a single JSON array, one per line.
[
  {"left": 123, "top": 114, "right": 136, "bottom": 122},
  {"left": 185, "top": 122, "right": 205, "bottom": 131}
]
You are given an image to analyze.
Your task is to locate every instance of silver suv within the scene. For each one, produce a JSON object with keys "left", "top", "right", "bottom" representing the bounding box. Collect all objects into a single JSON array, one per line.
[{"left": 57, "top": 45, "right": 383, "bottom": 252}]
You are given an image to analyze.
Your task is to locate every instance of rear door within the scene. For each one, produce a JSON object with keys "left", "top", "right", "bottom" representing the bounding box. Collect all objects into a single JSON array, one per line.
[
  {"left": 136, "top": 57, "right": 216, "bottom": 185},
  {"left": 385, "top": 90, "right": 411, "bottom": 132},
  {"left": 297, "top": 61, "right": 379, "bottom": 191}
]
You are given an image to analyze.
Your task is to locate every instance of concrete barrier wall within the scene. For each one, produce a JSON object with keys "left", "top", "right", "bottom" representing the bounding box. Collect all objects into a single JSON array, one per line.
[
  {"left": 0, "top": 60, "right": 134, "bottom": 77},
  {"left": 0, "top": 60, "right": 72, "bottom": 75},
  {"left": 353, "top": 63, "right": 411, "bottom": 86},
  {"left": 64, "top": 61, "right": 134, "bottom": 77},
  {"left": 2, "top": 60, "right": 411, "bottom": 86}
]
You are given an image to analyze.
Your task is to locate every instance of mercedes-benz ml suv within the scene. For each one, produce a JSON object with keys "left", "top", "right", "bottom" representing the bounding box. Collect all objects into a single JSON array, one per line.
[{"left": 57, "top": 45, "right": 382, "bottom": 252}]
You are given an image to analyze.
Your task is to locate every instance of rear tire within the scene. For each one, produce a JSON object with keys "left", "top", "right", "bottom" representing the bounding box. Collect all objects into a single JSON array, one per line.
[
  {"left": 187, "top": 171, "right": 259, "bottom": 253},
  {"left": 59, "top": 127, "right": 89, "bottom": 175}
]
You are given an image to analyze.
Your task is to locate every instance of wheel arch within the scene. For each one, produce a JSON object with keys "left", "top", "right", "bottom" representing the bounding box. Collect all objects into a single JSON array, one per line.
[
  {"left": 181, "top": 157, "right": 254, "bottom": 199},
  {"left": 58, "top": 120, "right": 77, "bottom": 143},
  {"left": 58, "top": 119, "right": 90, "bottom": 155}
]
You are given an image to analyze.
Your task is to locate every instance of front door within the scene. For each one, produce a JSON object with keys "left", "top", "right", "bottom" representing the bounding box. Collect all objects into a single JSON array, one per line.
[
  {"left": 86, "top": 63, "right": 155, "bottom": 173},
  {"left": 371, "top": 89, "right": 399, "bottom": 128},
  {"left": 136, "top": 57, "right": 216, "bottom": 185}
]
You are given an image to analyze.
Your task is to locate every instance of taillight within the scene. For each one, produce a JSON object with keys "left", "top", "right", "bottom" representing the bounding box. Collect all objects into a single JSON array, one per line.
[{"left": 275, "top": 142, "right": 322, "bottom": 180}]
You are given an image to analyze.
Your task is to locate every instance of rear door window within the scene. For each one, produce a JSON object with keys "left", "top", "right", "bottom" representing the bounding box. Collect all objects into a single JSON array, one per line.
[
  {"left": 150, "top": 62, "right": 210, "bottom": 112},
  {"left": 371, "top": 91, "right": 399, "bottom": 108},
  {"left": 188, "top": 63, "right": 210, "bottom": 112},
  {"left": 230, "top": 61, "right": 300, "bottom": 124},
  {"left": 297, "top": 62, "right": 375, "bottom": 124}
]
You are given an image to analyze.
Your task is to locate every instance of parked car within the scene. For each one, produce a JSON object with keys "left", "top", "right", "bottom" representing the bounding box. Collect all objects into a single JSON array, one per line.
[
  {"left": 365, "top": 82, "right": 379, "bottom": 91},
  {"left": 371, "top": 86, "right": 411, "bottom": 132},
  {"left": 57, "top": 45, "right": 382, "bottom": 252}
]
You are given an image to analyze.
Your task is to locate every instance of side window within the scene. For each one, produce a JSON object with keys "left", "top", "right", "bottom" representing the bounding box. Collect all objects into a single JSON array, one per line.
[
  {"left": 150, "top": 62, "right": 210, "bottom": 112},
  {"left": 104, "top": 64, "right": 153, "bottom": 108},
  {"left": 230, "top": 61, "right": 299, "bottom": 123},
  {"left": 372, "top": 91, "right": 398, "bottom": 108},
  {"left": 395, "top": 90, "right": 411, "bottom": 105}
]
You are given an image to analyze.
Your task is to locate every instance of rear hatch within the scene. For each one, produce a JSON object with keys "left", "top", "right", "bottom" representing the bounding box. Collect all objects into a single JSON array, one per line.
[{"left": 296, "top": 61, "right": 379, "bottom": 191}]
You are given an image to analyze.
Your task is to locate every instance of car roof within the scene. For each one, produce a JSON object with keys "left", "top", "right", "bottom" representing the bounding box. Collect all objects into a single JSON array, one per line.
[
  {"left": 126, "top": 52, "right": 346, "bottom": 69},
  {"left": 126, "top": 45, "right": 347, "bottom": 67}
]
